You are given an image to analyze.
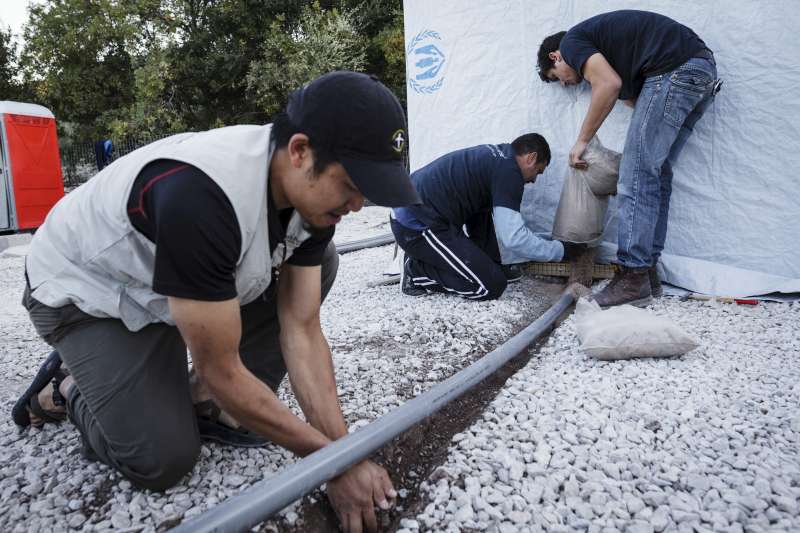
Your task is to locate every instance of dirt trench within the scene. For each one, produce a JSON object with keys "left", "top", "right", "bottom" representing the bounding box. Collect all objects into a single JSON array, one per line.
[{"left": 269, "top": 279, "right": 571, "bottom": 533}]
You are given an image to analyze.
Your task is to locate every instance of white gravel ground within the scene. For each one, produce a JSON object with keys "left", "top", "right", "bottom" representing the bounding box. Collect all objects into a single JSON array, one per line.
[
  {"left": 406, "top": 297, "right": 800, "bottom": 533},
  {"left": 0, "top": 207, "right": 559, "bottom": 532},
  {"left": 331, "top": 205, "right": 391, "bottom": 244}
]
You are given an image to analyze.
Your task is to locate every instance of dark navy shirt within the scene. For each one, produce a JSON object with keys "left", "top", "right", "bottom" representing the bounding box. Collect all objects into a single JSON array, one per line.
[
  {"left": 560, "top": 10, "right": 708, "bottom": 100},
  {"left": 394, "top": 144, "right": 524, "bottom": 230}
]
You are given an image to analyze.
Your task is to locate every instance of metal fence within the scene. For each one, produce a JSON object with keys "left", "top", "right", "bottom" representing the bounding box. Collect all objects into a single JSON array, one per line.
[
  {"left": 60, "top": 134, "right": 174, "bottom": 188},
  {"left": 59, "top": 131, "right": 411, "bottom": 191}
]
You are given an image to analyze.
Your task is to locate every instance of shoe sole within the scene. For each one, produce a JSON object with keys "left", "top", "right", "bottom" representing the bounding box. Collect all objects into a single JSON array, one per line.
[
  {"left": 600, "top": 296, "right": 653, "bottom": 309},
  {"left": 402, "top": 287, "right": 428, "bottom": 297},
  {"left": 11, "top": 351, "right": 62, "bottom": 428}
]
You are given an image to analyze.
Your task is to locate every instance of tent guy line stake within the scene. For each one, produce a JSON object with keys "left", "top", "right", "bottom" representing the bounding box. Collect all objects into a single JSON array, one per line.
[
  {"left": 172, "top": 291, "right": 575, "bottom": 533},
  {"left": 686, "top": 294, "right": 759, "bottom": 305}
]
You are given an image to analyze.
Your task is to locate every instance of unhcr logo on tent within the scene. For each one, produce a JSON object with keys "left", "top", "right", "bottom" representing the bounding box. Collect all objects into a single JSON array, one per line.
[{"left": 407, "top": 30, "right": 445, "bottom": 94}]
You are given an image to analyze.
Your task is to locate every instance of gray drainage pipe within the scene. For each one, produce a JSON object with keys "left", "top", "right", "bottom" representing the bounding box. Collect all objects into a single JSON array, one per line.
[
  {"left": 173, "top": 291, "right": 575, "bottom": 533},
  {"left": 336, "top": 232, "right": 394, "bottom": 254}
]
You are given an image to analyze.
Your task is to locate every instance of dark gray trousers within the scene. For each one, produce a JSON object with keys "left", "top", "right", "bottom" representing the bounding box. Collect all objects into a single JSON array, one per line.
[{"left": 23, "top": 242, "right": 339, "bottom": 491}]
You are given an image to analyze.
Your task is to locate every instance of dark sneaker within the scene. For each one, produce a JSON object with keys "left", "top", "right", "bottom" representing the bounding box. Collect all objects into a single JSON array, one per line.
[
  {"left": 502, "top": 264, "right": 523, "bottom": 283},
  {"left": 593, "top": 266, "right": 652, "bottom": 308},
  {"left": 401, "top": 256, "right": 427, "bottom": 297},
  {"left": 649, "top": 264, "right": 663, "bottom": 298},
  {"left": 195, "top": 400, "right": 268, "bottom": 448}
]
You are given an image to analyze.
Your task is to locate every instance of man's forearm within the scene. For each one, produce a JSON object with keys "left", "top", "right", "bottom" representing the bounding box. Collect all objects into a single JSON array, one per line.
[
  {"left": 203, "top": 358, "right": 333, "bottom": 456},
  {"left": 578, "top": 83, "right": 620, "bottom": 142},
  {"left": 170, "top": 295, "right": 337, "bottom": 458},
  {"left": 281, "top": 327, "right": 349, "bottom": 441},
  {"left": 494, "top": 207, "right": 564, "bottom": 263}
]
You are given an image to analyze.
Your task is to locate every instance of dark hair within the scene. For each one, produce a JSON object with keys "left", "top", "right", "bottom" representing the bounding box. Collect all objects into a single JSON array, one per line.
[
  {"left": 537, "top": 31, "right": 567, "bottom": 82},
  {"left": 270, "top": 111, "right": 338, "bottom": 176},
  {"left": 511, "top": 133, "right": 551, "bottom": 166}
]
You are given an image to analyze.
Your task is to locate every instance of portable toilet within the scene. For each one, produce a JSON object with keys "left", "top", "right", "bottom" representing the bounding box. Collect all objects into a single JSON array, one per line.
[{"left": 0, "top": 101, "right": 65, "bottom": 233}]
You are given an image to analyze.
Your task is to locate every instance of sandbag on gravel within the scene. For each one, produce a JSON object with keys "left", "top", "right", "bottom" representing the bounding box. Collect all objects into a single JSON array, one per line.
[
  {"left": 552, "top": 137, "right": 622, "bottom": 245},
  {"left": 574, "top": 298, "right": 699, "bottom": 360}
]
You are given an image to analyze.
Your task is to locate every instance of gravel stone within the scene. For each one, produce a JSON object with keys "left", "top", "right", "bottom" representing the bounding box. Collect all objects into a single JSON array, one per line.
[
  {"left": 111, "top": 511, "right": 132, "bottom": 529},
  {"left": 67, "top": 513, "right": 86, "bottom": 528},
  {"left": 775, "top": 496, "right": 799, "bottom": 514},
  {"left": 626, "top": 521, "right": 653, "bottom": 533},
  {"left": 624, "top": 494, "right": 645, "bottom": 515},
  {"left": 406, "top": 290, "right": 800, "bottom": 532},
  {"left": 21, "top": 482, "right": 43, "bottom": 497},
  {"left": 453, "top": 503, "right": 473, "bottom": 522},
  {"left": 399, "top": 518, "right": 419, "bottom": 529},
  {"left": 687, "top": 473, "right": 711, "bottom": 492},
  {"left": 651, "top": 506, "right": 670, "bottom": 532}
]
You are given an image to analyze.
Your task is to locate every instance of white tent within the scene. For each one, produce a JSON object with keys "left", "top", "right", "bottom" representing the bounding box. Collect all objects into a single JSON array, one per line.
[{"left": 402, "top": 0, "right": 800, "bottom": 297}]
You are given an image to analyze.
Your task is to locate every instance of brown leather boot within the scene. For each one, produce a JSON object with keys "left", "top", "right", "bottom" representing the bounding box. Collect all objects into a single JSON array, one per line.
[
  {"left": 649, "top": 265, "right": 663, "bottom": 298},
  {"left": 594, "top": 266, "right": 652, "bottom": 308}
]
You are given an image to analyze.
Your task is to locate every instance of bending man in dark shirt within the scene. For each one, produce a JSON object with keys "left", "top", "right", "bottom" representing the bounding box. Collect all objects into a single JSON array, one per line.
[
  {"left": 538, "top": 10, "right": 720, "bottom": 307},
  {"left": 15, "top": 72, "right": 420, "bottom": 533},
  {"left": 392, "top": 133, "right": 577, "bottom": 300}
]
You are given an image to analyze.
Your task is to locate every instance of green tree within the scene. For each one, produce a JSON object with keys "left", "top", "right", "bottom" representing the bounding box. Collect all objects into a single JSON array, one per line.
[
  {"left": 158, "top": 0, "right": 304, "bottom": 129},
  {"left": 246, "top": 2, "right": 367, "bottom": 117},
  {"left": 338, "top": 0, "right": 406, "bottom": 107},
  {"left": 370, "top": 7, "right": 406, "bottom": 108},
  {"left": 16, "top": 0, "right": 407, "bottom": 144},
  {"left": 0, "top": 26, "right": 26, "bottom": 101},
  {"left": 20, "top": 0, "right": 143, "bottom": 140},
  {"left": 105, "top": 46, "right": 186, "bottom": 139}
]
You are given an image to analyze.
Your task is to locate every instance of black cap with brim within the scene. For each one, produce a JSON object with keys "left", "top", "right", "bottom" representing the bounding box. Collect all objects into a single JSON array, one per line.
[{"left": 339, "top": 155, "right": 421, "bottom": 208}]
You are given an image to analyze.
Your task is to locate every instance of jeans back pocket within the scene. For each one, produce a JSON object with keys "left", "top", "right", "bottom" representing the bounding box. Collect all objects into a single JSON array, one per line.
[{"left": 664, "top": 69, "right": 713, "bottom": 127}]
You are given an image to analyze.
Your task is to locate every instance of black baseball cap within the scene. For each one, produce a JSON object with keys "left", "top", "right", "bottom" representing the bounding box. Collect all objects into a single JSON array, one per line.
[{"left": 286, "top": 71, "right": 420, "bottom": 207}]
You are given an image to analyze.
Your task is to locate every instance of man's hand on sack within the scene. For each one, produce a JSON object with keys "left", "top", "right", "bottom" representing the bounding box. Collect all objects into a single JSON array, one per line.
[
  {"left": 569, "top": 139, "right": 589, "bottom": 169},
  {"left": 560, "top": 241, "right": 587, "bottom": 261}
]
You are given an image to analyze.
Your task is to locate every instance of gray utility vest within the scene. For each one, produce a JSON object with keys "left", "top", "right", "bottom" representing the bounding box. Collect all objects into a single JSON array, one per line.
[{"left": 26, "top": 124, "right": 311, "bottom": 332}]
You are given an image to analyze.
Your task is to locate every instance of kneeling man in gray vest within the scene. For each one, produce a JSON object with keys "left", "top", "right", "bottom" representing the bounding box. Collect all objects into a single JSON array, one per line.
[{"left": 14, "top": 71, "right": 420, "bottom": 532}]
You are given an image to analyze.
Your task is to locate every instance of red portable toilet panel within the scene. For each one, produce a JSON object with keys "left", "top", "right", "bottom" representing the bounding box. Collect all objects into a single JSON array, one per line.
[{"left": 4, "top": 112, "right": 65, "bottom": 229}]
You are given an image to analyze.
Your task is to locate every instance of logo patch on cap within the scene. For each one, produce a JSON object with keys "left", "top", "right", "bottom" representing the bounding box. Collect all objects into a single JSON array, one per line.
[{"left": 392, "top": 129, "right": 406, "bottom": 153}]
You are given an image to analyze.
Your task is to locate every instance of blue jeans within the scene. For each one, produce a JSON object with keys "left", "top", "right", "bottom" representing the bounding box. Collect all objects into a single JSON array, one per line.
[{"left": 616, "top": 56, "right": 718, "bottom": 268}]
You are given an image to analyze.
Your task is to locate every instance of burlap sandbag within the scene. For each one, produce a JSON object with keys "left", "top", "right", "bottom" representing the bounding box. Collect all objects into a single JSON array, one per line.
[
  {"left": 552, "top": 137, "right": 622, "bottom": 244},
  {"left": 574, "top": 298, "right": 698, "bottom": 360}
]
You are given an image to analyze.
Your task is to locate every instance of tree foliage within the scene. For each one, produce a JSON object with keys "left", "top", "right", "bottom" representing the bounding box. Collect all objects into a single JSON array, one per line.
[
  {"left": 105, "top": 46, "right": 187, "bottom": 139},
  {"left": 17, "top": 0, "right": 406, "bottom": 145},
  {"left": 0, "top": 26, "right": 26, "bottom": 101},
  {"left": 20, "top": 0, "right": 141, "bottom": 140},
  {"left": 246, "top": 3, "right": 366, "bottom": 117}
]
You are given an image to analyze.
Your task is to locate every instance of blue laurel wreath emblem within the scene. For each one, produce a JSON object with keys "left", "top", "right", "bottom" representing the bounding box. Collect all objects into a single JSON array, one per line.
[{"left": 407, "top": 29, "right": 445, "bottom": 95}]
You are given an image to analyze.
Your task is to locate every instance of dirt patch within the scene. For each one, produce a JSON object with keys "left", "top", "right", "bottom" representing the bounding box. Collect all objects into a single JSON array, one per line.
[
  {"left": 81, "top": 474, "right": 118, "bottom": 525},
  {"left": 269, "top": 282, "right": 571, "bottom": 532}
]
